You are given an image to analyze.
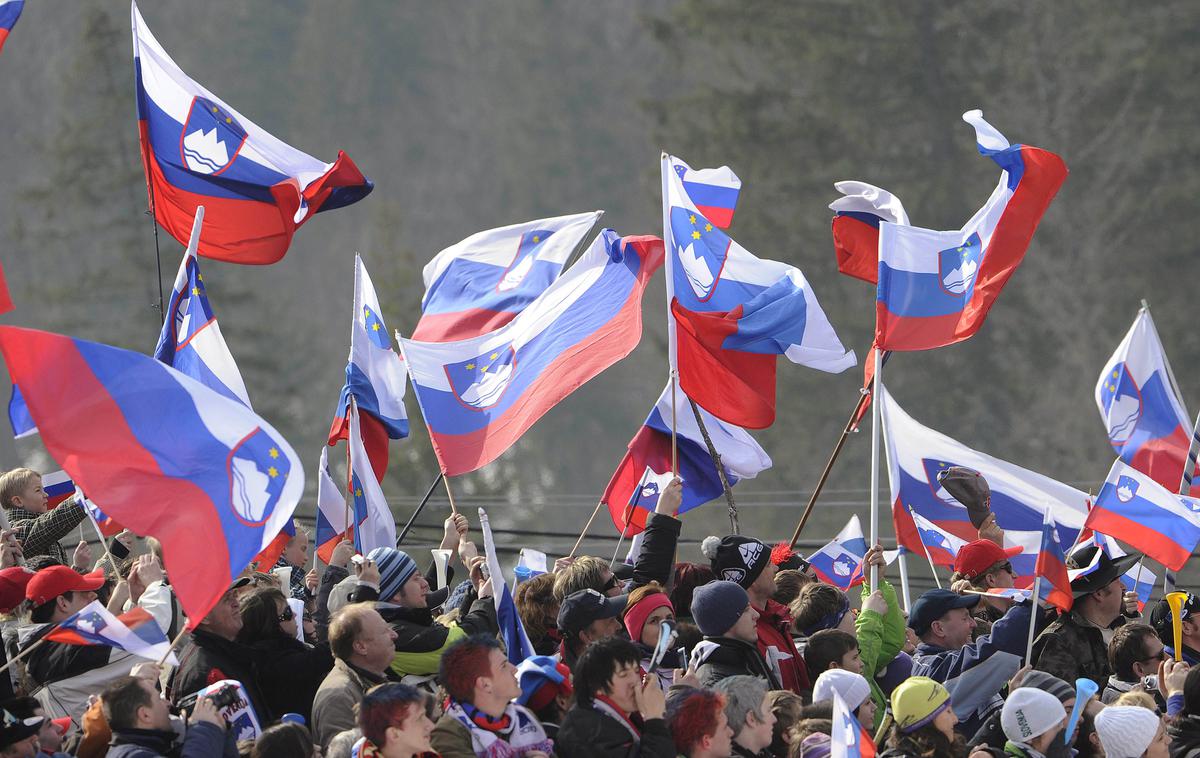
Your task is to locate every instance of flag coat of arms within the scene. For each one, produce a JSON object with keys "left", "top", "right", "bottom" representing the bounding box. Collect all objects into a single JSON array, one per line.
[
  {"left": 45, "top": 600, "right": 178, "bottom": 664},
  {"left": 131, "top": 1, "right": 372, "bottom": 264},
  {"left": 1088, "top": 460, "right": 1200, "bottom": 571},
  {"left": 874, "top": 110, "right": 1067, "bottom": 351},
  {"left": 880, "top": 384, "right": 1086, "bottom": 587},
  {"left": 1095, "top": 308, "right": 1195, "bottom": 494},
  {"left": 401, "top": 230, "right": 663, "bottom": 476},
  {"left": 0, "top": 326, "right": 303, "bottom": 624},
  {"left": 414, "top": 212, "right": 603, "bottom": 342},
  {"left": 601, "top": 381, "right": 771, "bottom": 535},
  {"left": 908, "top": 508, "right": 969, "bottom": 567},
  {"left": 663, "top": 154, "right": 855, "bottom": 429},
  {"left": 807, "top": 515, "right": 897, "bottom": 591}
]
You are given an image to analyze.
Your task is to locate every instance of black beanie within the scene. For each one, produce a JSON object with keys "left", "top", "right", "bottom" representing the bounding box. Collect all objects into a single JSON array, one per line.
[{"left": 701, "top": 535, "right": 769, "bottom": 589}]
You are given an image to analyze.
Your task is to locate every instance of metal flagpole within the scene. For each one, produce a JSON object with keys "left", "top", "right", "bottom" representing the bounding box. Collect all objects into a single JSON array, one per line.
[
  {"left": 868, "top": 348, "right": 883, "bottom": 592},
  {"left": 896, "top": 547, "right": 912, "bottom": 612},
  {"left": 660, "top": 153, "right": 679, "bottom": 476},
  {"left": 1026, "top": 575, "right": 1042, "bottom": 663}
]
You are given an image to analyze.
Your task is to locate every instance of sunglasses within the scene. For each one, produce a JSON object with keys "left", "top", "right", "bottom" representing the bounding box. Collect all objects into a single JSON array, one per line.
[{"left": 277, "top": 607, "right": 295, "bottom": 623}]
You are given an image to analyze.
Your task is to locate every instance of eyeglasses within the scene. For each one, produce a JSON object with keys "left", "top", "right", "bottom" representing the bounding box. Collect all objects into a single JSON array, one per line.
[
  {"left": 277, "top": 607, "right": 295, "bottom": 623},
  {"left": 602, "top": 576, "right": 620, "bottom": 593},
  {"left": 1139, "top": 648, "right": 1168, "bottom": 664}
]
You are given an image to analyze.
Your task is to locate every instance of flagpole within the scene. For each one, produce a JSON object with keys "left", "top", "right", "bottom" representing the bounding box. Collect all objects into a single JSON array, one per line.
[
  {"left": 660, "top": 153, "right": 679, "bottom": 478},
  {"left": 83, "top": 500, "right": 118, "bottom": 576},
  {"left": 896, "top": 547, "right": 912, "bottom": 613},
  {"left": 442, "top": 477, "right": 459, "bottom": 516},
  {"left": 344, "top": 397, "right": 359, "bottom": 543},
  {"left": 670, "top": 374, "right": 679, "bottom": 475},
  {"left": 137, "top": 69, "right": 166, "bottom": 324},
  {"left": 1025, "top": 575, "right": 1042, "bottom": 663},
  {"left": 158, "top": 626, "right": 190, "bottom": 667},
  {"left": 568, "top": 500, "right": 605, "bottom": 560},
  {"left": 906, "top": 505, "right": 943, "bottom": 589},
  {"left": 869, "top": 348, "right": 883, "bottom": 592},
  {"left": 396, "top": 472, "right": 445, "bottom": 546},
  {"left": 687, "top": 398, "right": 739, "bottom": 534},
  {"left": 789, "top": 389, "right": 871, "bottom": 547}
]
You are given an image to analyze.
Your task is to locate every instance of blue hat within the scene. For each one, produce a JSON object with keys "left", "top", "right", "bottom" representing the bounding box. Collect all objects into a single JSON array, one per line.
[
  {"left": 908, "top": 588, "right": 979, "bottom": 636},
  {"left": 368, "top": 547, "right": 417, "bottom": 602},
  {"left": 516, "top": 655, "right": 572, "bottom": 709},
  {"left": 691, "top": 580, "right": 750, "bottom": 637}
]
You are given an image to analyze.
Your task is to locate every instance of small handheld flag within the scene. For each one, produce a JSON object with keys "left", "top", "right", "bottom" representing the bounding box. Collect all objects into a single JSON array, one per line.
[
  {"left": 831, "top": 690, "right": 876, "bottom": 758},
  {"left": 44, "top": 600, "right": 178, "bottom": 664},
  {"left": 1035, "top": 511, "right": 1073, "bottom": 613},
  {"left": 479, "top": 508, "right": 534, "bottom": 665}
]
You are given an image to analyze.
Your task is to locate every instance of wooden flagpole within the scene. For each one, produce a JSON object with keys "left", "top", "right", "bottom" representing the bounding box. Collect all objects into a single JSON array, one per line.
[
  {"left": 442, "top": 477, "right": 459, "bottom": 516},
  {"left": 686, "top": 398, "right": 739, "bottom": 534},
  {"left": 568, "top": 501, "right": 605, "bottom": 559}
]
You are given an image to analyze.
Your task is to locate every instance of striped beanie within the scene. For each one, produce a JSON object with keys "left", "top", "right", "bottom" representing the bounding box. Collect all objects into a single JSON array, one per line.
[{"left": 368, "top": 547, "right": 418, "bottom": 602}]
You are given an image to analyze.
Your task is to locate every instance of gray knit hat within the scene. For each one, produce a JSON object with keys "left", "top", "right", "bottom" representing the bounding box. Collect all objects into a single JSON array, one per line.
[
  {"left": 368, "top": 547, "right": 418, "bottom": 602},
  {"left": 691, "top": 580, "right": 751, "bottom": 637}
]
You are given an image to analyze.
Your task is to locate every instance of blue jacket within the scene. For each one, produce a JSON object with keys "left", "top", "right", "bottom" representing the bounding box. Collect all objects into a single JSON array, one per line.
[{"left": 105, "top": 722, "right": 237, "bottom": 758}]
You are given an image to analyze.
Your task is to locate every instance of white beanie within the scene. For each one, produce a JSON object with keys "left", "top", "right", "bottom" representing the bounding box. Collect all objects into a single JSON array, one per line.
[
  {"left": 812, "top": 669, "right": 871, "bottom": 710},
  {"left": 1001, "top": 687, "right": 1066, "bottom": 744},
  {"left": 1094, "top": 706, "right": 1162, "bottom": 758}
]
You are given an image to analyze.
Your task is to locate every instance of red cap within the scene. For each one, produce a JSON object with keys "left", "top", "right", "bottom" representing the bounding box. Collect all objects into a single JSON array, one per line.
[
  {"left": 26, "top": 566, "right": 107, "bottom": 606},
  {"left": 953, "top": 540, "right": 1022, "bottom": 580},
  {"left": 0, "top": 567, "right": 34, "bottom": 613},
  {"left": 51, "top": 717, "right": 71, "bottom": 736}
]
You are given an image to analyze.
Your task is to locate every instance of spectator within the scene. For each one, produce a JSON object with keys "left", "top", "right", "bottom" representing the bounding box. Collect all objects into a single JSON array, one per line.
[
  {"left": 102, "top": 675, "right": 235, "bottom": 757},
  {"left": 515, "top": 572, "right": 560, "bottom": 656},
  {"left": 666, "top": 688, "right": 733, "bottom": 758},
  {"left": 312, "top": 604, "right": 398, "bottom": 750},
  {"left": 671, "top": 563, "right": 716, "bottom": 624},
  {"left": 0, "top": 709, "right": 42, "bottom": 758},
  {"left": 713, "top": 676, "right": 776, "bottom": 758},
  {"left": 791, "top": 733, "right": 830, "bottom": 758},
  {"left": 167, "top": 577, "right": 269, "bottom": 720},
  {"left": 999, "top": 688, "right": 1067, "bottom": 758},
  {"left": 1076, "top": 696, "right": 1106, "bottom": 758},
  {"left": 431, "top": 635, "right": 554, "bottom": 757},
  {"left": 120, "top": 555, "right": 182, "bottom": 642},
  {"left": 853, "top": 548, "right": 907, "bottom": 733},
  {"left": 0, "top": 566, "right": 33, "bottom": 702},
  {"left": 556, "top": 637, "right": 674, "bottom": 758},
  {"left": 554, "top": 557, "right": 620, "bottom": 603},
  {"left": 908, "top": 588, "right": 1040, "bottom": 736},
  {"left": 325, "top": 728, "right": 362, "bottom": 758},
  {"left": 0, "top": 468, "right": 88, "bottom": 568},
  {"left": 764, "top": 690, "right": 803, "bottom": 758},
  {"left": 355, "top": 683, "right": 435, "bottom": 758},
  {"left": 811, "top": 669, "right": 875, "bottom": 730},
  {"left": 949, "top": 539, "right": 1023, "bottom": 637},
  {"left": 1094, "top": 706, "right": 1169, "bottom": 758},
  {"left": 251, "top": 721, "right": 317, "bottom": 758},
  {"left": 1104, "top": 624, "right": 1167, "bottom": 706},
  {"left": 516, "top": 656, "right": 574, "bottom": 739},
  {"left": 0, "top": 696, "right": 69, "bottom": 758},
  {"left": 880, "top": 677, "right": 963, "bottom": 758},
  {"left": 623, "top": 582, "right": 683, "bottom": 690},
  {"left": 803, "top": 630, "right": 860, "bottom": 677},
  {"left": 770, "top": 571, "right": 810, "bottom": 608},
  {"left": 273, "top": 528, "right": 316, "bottom": 603},
  {"left": 1167, "top": 664, "right": 1200, "bottom": 757},
  {"left": 363, "top": 546, "right": 497, "bottom": 678},
  {"left": 790, "top": 584, "right": 856, "bottom": 641},
  {"left": 967, "top": 670, "right": 1075, "bottom": 758},
  {"left": 1033, "top": 544, "right": 1141, "bottom": 689},
  {"left": 691, "top": 581, "right": 780, "bottom": 689},
  {"left": 236, "top": 587, "right": 334, "bottom": 722},
  {"left": 1150, "top": 593, "right": 1200, "bottom": 666},
  {"left": 557, "top": 589, "right": 626, "bottom": 672},
  {"left": 314, "top": 541, "right": 356, "bottom": 642},
  {"left": 703, "top": 535, "right": 810, "bottom": 694}
]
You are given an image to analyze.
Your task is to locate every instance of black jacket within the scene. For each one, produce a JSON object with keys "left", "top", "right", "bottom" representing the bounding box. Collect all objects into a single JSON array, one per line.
[
  {"left": 556, "top": 705, "right": 675, "bottom": 758},
  {"left": 1169, "top": 714, "right": 1200, "bottom": 758},
  {"left": 630, "top": 513, "right": 681, "bottom": 592},
  {"left": 21, "top": 621, "right": 113, "bottom": 687},
  {"left": 694, "top": 637, "right": 782, "bottom": 690},
  {"left": 314, "top": 564, "right": 349, "bottom": 642},
  {"left": 166, "top": 630, "right": 270, "bottom": 722},
  {"left": 244, "top": 633, "right": 334, "bottom": 723}
]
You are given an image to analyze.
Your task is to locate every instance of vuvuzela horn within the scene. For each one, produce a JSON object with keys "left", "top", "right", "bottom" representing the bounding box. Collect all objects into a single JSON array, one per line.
[{"left": 1167, "top": 591, "right": 1189, "bottom": 662}]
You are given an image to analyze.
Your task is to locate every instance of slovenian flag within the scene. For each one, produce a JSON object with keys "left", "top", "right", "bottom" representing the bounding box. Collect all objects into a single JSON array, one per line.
[
  {"left": 874, "top": 110, "right": 1067, "bottom": 351},
  {"left": 0, "top": 0, "right": 23, "bottom": 56},
  {"left": 401, "top": 231, "right": 662, "bottom": 477},
  {"left": 8, "top": 386, "right": 35, "bottom": 439},
  {"left": 663, "top": 154, "right": 855, "bottom": 429},
  {"left": 328, "top": 255, "right": 410, "bottom": 481},
  {"left": 314, "top": 447, "right": 349, "bottom": 564},
  {"left": 479, "top": 508, "right": 534, "bottom": 665},
  {"left": 153, "top": 208, "right": 252, "bottom": 408},
  {"left": 973, "top": 587, "right": 1032, "bottom": 603},
  {"left": 1096, "top": 307, "right": 1196, "bottom": 495},
  {"left": 600, "top": 381, "right": 771, "bottom": 536},
  {"left": 908, "top": 508, "right": 968, "bottom": 567},
  {"left": 74, "top": 487, "right": 124, "bottom": 538},
  {"left": 669, "top": 157, "right": 741, "bottom": 230},
  {"left": 1035, "top": 511, "right": 1073, "bottom": 612},
  {"left": 45, "top": 600, "right": 178, "bottom": 664},
  {"left": 132, "top": 1, "right": 371, "bottom": 265},
  {"left": 831, "top": 690, "right": 876, "bottom": 758},
  {"left": 808, "top": 515, "right": 897, "bottom": 591},
  {"left": 828, "top": 180, "right": 910, "bottom": 285},
  {"left": 414, "top": 212, "right": 603, "bottom": 342},
  {"left": 1088, "top": 460, "right": 1200, "bottom": 571},
  {"left": 347, "top": 402, "right": 395, "bottom": 555}
]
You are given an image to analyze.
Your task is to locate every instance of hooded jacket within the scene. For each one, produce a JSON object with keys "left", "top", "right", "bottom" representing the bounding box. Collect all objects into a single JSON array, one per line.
[{"left": 693, "top": 637, "right": 782, "bottom": 690}]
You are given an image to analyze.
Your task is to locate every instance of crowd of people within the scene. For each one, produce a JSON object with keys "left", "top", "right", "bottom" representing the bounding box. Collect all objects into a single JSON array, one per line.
[{"left": 0, "top": 466, "right": 1196, "bottom": 758}]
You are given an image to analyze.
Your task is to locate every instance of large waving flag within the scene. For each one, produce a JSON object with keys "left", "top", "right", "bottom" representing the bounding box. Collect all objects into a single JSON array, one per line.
[
  {"left": 881, "top": 384, "right": 1086, "bottom": 588},
  {"left": 7, "top": 386, "right": 34, "bottom": 439},
  {"left": 328, "top": 255, "right": 409, "bottom": 481},
  {"left": 153, "top": 208, "right": 251, "bottom": 407},
  {"left": 1096, "top": 307, "right": 1195, "bottom": 493},
  {"left": 0, "top": 0, "right": 23, "bottom": 56},
  {"left": 314, "top": 446, "right": 349, "bottom": 564},
  {"left": 401, "top": 230, "right": 663, "bottom": 476},
  {"left": 0, "top": 326, "right": 303, "bottom": 624},
  {"left": 874, "top": 110, "right": 1067, "bottom": 351},
  {"left": 131, "top": 2, "right": 371, "bottom": 265},
  {"left": 828, "top": 181, "right": 910, "bottom": 284},
  {"left": 663, "top": 154, "right": 855, "bottom": 429},
  {"left": 1035, "top": 511, "right": 1073, "bottom": 612},
  {"left": 45, "top": 600, "right": 178, "bottom": 665},
  {"left": 347, "top": 402, "right": 396, "bottom": 555},
  {"left": 414, "top": 212, "right": 603, "bottom": 342},
  {"left": 669, "top": 157, "right": 741, "bottom": 229},
  {"left": 601, "top": 381, "right": 771, "bottom": 536},
  {"left": 1088, "top": 460, "right": 1200, "bottom": 571},
  {"left": 479, "top": 508, "right": 534, "bottom": 665}
]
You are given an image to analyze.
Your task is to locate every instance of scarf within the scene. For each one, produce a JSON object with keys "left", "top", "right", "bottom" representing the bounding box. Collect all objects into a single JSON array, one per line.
[
  {"left": 444, "top": 700, "right": 554, "bottom": 758},
  {"left": 590, "top": 694, "right": 641, "bottom": 743}
]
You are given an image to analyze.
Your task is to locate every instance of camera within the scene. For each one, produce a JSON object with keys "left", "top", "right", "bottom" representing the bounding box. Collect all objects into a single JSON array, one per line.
[{"left": 176, "top": 682, "right": 242, "bottom": 716}]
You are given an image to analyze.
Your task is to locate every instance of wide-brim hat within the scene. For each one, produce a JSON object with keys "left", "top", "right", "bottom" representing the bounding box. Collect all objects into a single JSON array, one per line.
[
  {"left": 937, "top": 467, "right": 991, "bottom": 528},
  {"left": 1067, "top": 544, "right": 1141, "bottom": 598}
]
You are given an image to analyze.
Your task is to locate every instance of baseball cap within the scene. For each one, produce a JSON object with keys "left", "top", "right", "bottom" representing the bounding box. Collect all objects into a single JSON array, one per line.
[
  {"left": 953, "top": 540, "right": 1022, "bottom": 580},
  {"left": 0, "top": 567, "right": 34, "bottom": 613},
  {"left": 0, "top": 711, "right": 43, "bottom": 749},
  {"left": 557, "top": 589, "right": 627, "bottom": 635},
  {"left": 26, "top": 566, "right": 106, "bottom": 606},
  {"left": 908, "top": 589, "right": 980, "bottom": 636}
]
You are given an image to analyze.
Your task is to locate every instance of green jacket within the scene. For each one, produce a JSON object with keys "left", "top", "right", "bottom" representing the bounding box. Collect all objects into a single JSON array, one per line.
[{"left": 856, "top": 579, "right": 906, "bottom": 732}]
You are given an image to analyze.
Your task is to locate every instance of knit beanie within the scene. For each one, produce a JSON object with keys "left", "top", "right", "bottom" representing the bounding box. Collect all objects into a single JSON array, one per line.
[
  {"left": 368, "top": 547, "right": 418, "bottom": 602},
  {"left": 623, "top": 592, "right": 674, "bottom": 642},
  {"left": 812, "top": 669, "right": 871, "bottom": 711},
  {"left": 1001, "top": 687, "right": 1066, "bottom": 744},
  {"left": 799, "top": 733, "right": 831, "bottom": 758},
  {"left": 702, "top": 535, "right": 770, "bottom": 588},
  {"left": 1094, "top": 706, "right": 1162, "bottom": 758},
  {"left": 1018, "top": 671, "right": 1075, "bottom": 706},
  {"left": 691, "top": 580, "right": 751, "bottom": 637},
  {"left": 890, "top": 676, "right": 951, "bottom": 733}
]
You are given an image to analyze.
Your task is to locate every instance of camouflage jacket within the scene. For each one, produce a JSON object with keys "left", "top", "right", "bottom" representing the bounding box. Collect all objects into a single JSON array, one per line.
[{"left": 1031, "top": 609, "right": 1110, "bottom": 690}]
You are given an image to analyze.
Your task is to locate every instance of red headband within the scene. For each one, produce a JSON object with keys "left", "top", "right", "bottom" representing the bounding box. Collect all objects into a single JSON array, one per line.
[{"left": 623, "top": 593, "right": 674, "bottom": 642}]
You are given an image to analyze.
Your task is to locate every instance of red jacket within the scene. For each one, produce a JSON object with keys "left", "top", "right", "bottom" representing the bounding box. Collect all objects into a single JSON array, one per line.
[{"left": 754, "top": 599, "right": 810, "bottom": 694}]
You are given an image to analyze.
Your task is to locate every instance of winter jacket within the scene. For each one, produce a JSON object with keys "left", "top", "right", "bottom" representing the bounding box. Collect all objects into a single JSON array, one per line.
[
  {"left": 166, "top": 630, "right": 269, "bottom": 723},
  {"left": 104, "top": 723, "right": 237, "bottom": 758},
  {"left": 8, "top": 499, "right": 86, "bottom": 565},
  {"left": 630, "top": 513, "right": 680, "bottom": 592},
  {"left": 311, "top": 658, "right": 387, "bottom": 749},
  {"left": 244, "top": 633, "right": 334, "bottom": 723},
  {"left": 1032, "top": 610, "right": 1111, "bottom": 691},
  {"left": 753, "top": 598, "right": 810, "bottom": 695},
  {"left": 693, "top": 637, "right": 782, "bottom": 690},
  {"left": 857, "top": 579, "right": 906, "bottom": 732},
  {"left": 377, "top": 592, "right": 497, "bottom": 678},
  {"left": 556, "top": 703, "right": 675, "bottom": 758},
  {"left": 1169, "top": 714, "right": 1200, "bottom": 758}
]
